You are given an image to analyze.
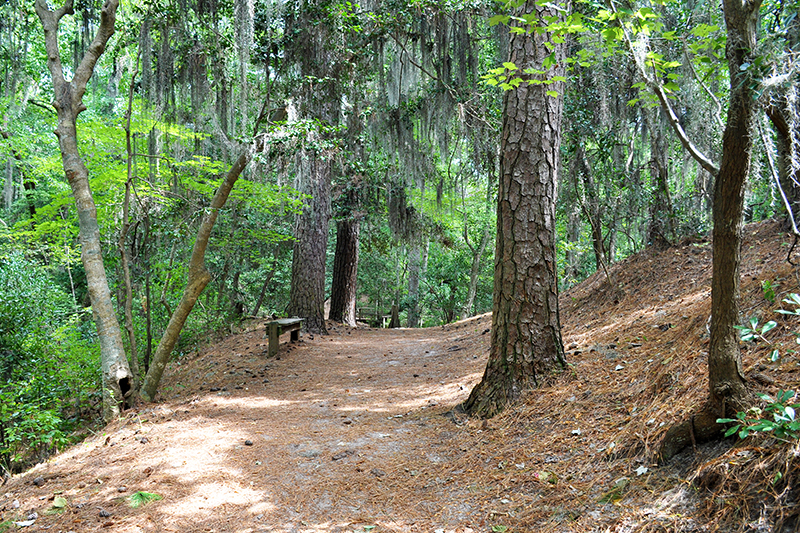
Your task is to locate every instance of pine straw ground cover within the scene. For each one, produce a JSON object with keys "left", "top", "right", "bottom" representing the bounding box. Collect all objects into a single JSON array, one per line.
[{"left": 1, "top": 220, "right": 799, "bottom": 532}]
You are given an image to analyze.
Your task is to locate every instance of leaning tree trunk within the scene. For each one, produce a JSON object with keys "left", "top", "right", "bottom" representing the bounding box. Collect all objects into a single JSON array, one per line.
[
  {"left": 658, "top": 0, "right": 761, "bottom": 461},
  {"left": 329, "top": 218, "right": 360, "bottom": 327},
  {"left": 463, "top": 0, "right": 568, "bottom": 418},
  {"left": 36, "top": 0, "right": 134, "bottom": 421},
  {"left": 140, "top": 145, "right": 256, "bottom": 401}
]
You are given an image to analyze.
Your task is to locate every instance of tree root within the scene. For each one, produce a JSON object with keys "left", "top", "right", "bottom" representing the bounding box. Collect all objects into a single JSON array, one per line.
[{"left": 656, "top": 402, "right": 725, "bottom": 463}]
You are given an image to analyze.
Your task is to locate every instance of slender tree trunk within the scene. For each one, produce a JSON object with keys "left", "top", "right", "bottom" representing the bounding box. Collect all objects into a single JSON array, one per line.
[
  {"left": 407, "top": 239, "right": 428, "bottom": 328},
  {"left": 36, "top": 0, "right": 134, "bottom": 421},
  {"left": 644, "top": 108, "right": 675, "bottom": 249},
  {"left": 140, "top": 144, "right": 257, "bottom": 401},
  {"left": 767, "top": 102, "right": 800, "bottom": 227},
  {"left": 659, "top": 0, "right": 761, "bottom": 461},
  {"left": 252, "top": 264, "right": 277, "bottom": 318},
  {"left": 329, "top": 218, "right": 360, "bottom": 327},
  {"left": 460, "top": 226, "right": 491, "bottom": 321},
  {"left": 119, "top": 63, "right": 140, "bottom": 389},
  {"left": 463, "top": 0, "right": 568, "bottom": 418}
]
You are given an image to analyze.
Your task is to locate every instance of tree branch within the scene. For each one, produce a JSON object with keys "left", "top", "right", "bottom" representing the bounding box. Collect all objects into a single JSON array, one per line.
[
  {"left": 34, "top": 0, "right": 71, "bottom": 90},
  {"left": 74, "top": 0, "right": 120, "bottom": 102},
  {"left": 607, "top": 0, "right": 720, "bottom": 177},
  {"left": 681, "top": 40, "right": 725, "bottom": 130}
]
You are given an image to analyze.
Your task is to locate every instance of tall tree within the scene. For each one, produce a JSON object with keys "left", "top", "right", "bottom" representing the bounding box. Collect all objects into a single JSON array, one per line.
[
  {"left": 658, "top": 0, "right": 763, "bottom": 459},
  {"left": 463, "top": 0, "right": 568, "bottom": 418},
  {"left": 328, "top": 217, "right": 360, "bottom": 326},
  {"left": 35, "top": 0, "right": 134, "bottom": 420},
  {"left": 284, "top": 0, "right": 343, "bottom": 334}
]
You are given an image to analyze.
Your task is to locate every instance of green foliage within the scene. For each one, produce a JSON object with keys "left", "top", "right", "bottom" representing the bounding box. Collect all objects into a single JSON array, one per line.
[
  {"left": 761, "top": 279, "right": 778, "bottom": 303},
  {"left": 735, "top": 316, "right": 778, "bottom": 343},
  {"left": 0, "top": 252, "right": 100, "bottom": 469},
  {"left": 718, "top": 390, "right": 800, "bottom": 442},
  {"left": 735, "top": 316, "right": 779, "bottom": 362},
  {"left": 128, "top": 491, "right": 163, "bottom": 508},
  {"left": 776, "top": 293, "right": 800, "bottom": 317}
]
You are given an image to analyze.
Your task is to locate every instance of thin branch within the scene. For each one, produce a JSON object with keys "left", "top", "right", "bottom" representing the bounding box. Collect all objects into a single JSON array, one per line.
[
  {"left": 682, "top": 40, "right": 726, "bottom": 129},
  {"left": 27, "top": 98, "right": 57, "bottom": 115},
  {"left": 607, "top": 0, "right": 720, "bottom": 177},
  {"left": 757, "top": 120, "right": 800, "bottom": 265}
]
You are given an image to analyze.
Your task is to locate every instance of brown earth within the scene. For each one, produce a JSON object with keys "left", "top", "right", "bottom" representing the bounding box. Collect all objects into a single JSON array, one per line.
[{"left": 3, "top": 219, "right": 800, "bottom": 532}]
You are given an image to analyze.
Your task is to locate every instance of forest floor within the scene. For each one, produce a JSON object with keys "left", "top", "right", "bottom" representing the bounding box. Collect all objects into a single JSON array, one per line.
[{"left": 4, "top": 219, "right": 800, "bottom": 533}]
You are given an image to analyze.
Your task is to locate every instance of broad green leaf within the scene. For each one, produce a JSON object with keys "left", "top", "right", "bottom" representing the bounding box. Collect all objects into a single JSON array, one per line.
[{"left": 761, "top": 321, "right": 777, "bottom": 334}]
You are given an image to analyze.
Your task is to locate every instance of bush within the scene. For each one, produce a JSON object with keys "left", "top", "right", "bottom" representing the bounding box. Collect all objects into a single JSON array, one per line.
[{"left": 0, "top": 252, "right": 100, "bottom": 471}]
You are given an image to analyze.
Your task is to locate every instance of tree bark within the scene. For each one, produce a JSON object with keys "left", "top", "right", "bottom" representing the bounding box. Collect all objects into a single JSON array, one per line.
[
  {"left": 119, "top": 63, "right": 140, "bottom": 390},
  {"left": 658, "top": 0, "right": 762, "bottom": 461},
  {"left": 329, "top": 218, "right": 360, "bottom": 327},
  {"left": 35, "top": 0, "right": 134, "bottom": 421},
  {"left": 284, "top": 0, "right": 341, "bottom": 335},
  {"left": 766, "top": 103, "right": 800, "bottom": 228},
  {"left": 406, "top": 239, "right": 428, "bottom": 328},
  {"left": 644, "top": 108, "right": 675, "bottom": 249},
  {"left": 287, "top": 149, "right": 331, "bottom": 334},
  {"left": 463, "top": 0, "right": 567, "bottom": 418}
]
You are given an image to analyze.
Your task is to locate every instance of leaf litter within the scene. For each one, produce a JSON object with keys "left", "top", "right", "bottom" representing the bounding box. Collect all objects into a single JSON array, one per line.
[{"left": 1, "top": 220, "right": 799, "bottom": 532}]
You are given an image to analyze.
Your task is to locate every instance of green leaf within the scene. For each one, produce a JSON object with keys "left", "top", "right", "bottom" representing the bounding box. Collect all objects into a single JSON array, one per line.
[
  {"left": 601, "top": 27, "right": 622, "bottom": 41},
  {"left": 761, "top": 321, "right": 777, "bottom": 334},
  {"left": 663, "top": 81, "right": 680, "bottom": 92},
  {"left": 546, "top": 90, "right": 559, "bottom": 97},
  {"left": 502, "top": 62, "right": 518, "bottom": 71},
  {"left": 489, "top": 14, "right": 510, "bottom": 26},
  {"left": 52, "top": 497, "right": 67, "bottom": 509},
  {"left": 128, "top": 491, "right": 163, "bottom": 508}
]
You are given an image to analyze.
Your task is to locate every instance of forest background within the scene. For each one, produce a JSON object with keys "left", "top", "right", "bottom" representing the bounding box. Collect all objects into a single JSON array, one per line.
[{"left": 0, "top": 0, "right": 798, "bottom": 475}]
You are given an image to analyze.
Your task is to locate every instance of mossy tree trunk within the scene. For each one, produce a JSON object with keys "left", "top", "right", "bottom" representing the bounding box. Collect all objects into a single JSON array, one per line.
[{"left": 463, "top": 0, "right": 568, "bottom": 418}]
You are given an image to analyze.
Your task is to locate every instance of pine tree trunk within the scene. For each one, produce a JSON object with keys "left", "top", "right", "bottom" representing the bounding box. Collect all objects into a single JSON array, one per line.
[
  {"left": 287, "top": 150, "right": 331, "bottom": 334},
  {"left": 329, "top": 218, "right": 360, "bottom": 327},
  {"left": 708, "top": 0, "right": 761, "bottom": 415},
  {"left": 284, "top": 0, "right": 340, "bottom": 335},
  {"left": 463, "top": 0, "right": 567, "bottom": 418},
  {"left": 36, "top": 0, "right": 134, "bottom": 421}
]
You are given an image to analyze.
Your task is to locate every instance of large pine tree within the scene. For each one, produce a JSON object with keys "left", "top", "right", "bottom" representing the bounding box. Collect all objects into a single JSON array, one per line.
[{"left": 463, "top": 0, "right": 568, "bottom": 418}]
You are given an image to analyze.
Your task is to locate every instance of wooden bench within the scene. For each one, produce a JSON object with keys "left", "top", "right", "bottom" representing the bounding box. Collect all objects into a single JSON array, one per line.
[{"left": 266, "top": 317, "right": 303, "bottom": 357}]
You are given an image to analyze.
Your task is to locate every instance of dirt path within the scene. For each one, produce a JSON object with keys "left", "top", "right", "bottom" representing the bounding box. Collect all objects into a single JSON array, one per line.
[
  {"left": 5, "top": 318, "right": 493, "bottom": 533},
  {"left": 5, "top": 220, "right": 798, "bottom": 533}
]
